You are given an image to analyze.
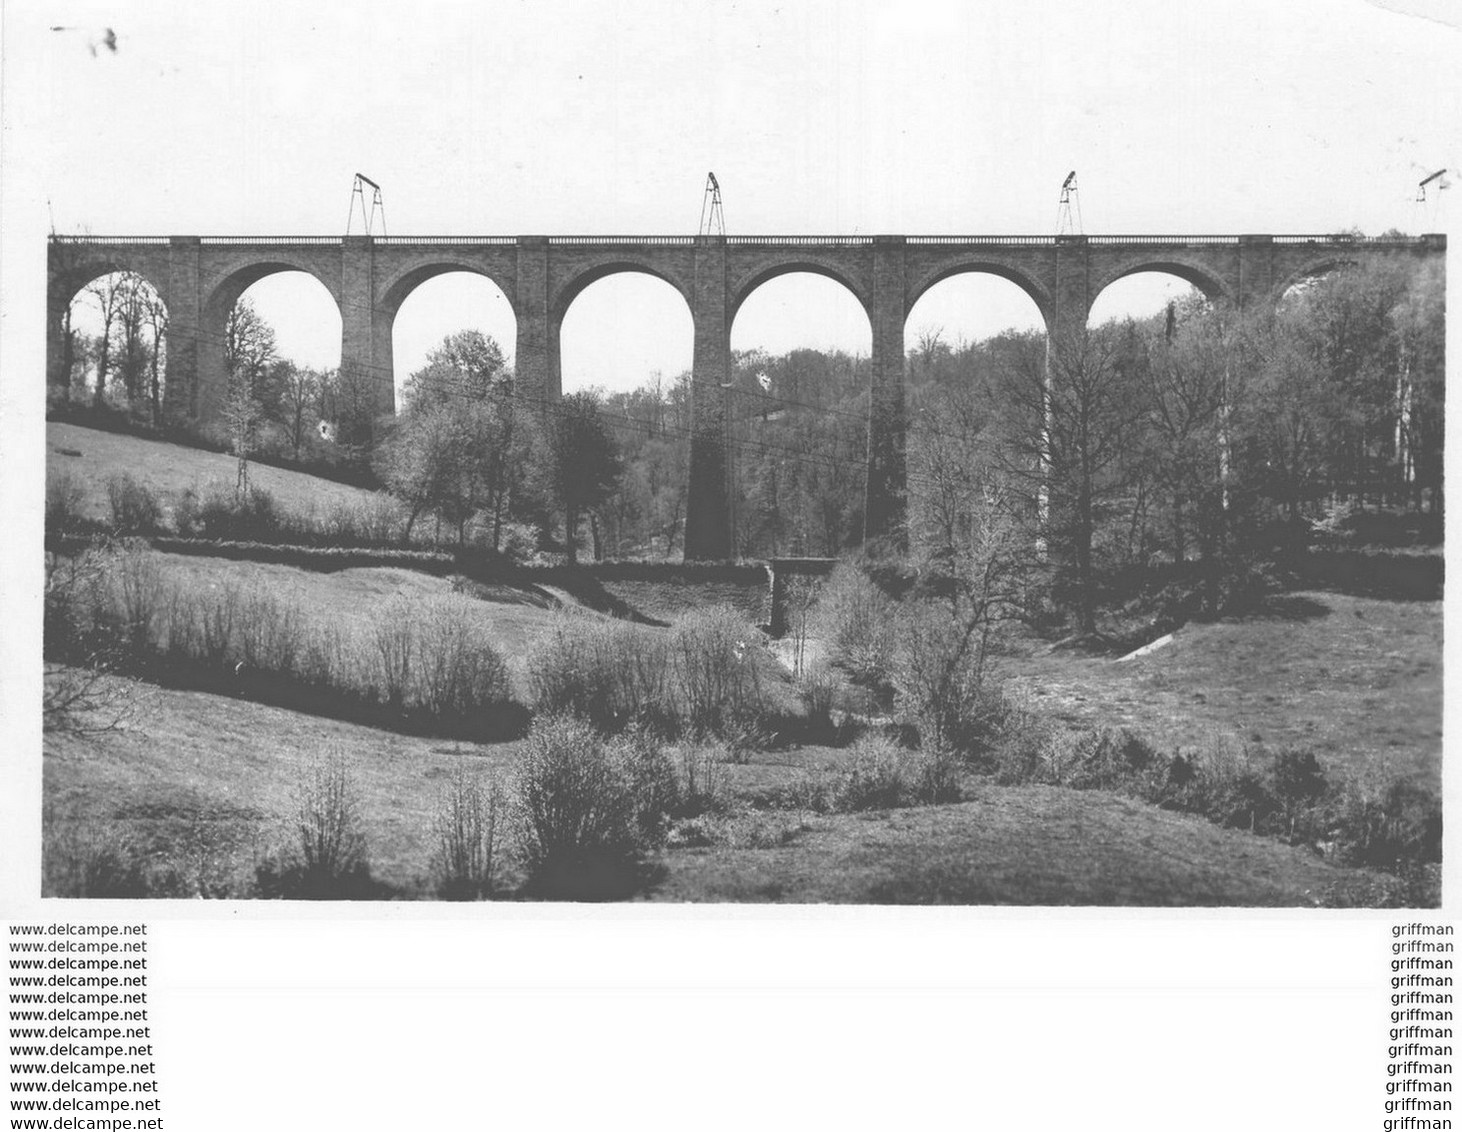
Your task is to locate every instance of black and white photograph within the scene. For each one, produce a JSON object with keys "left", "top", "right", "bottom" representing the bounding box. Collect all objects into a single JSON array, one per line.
[
  {"left": 14, "top": 0, "right": 1450, "bottom": 909},
  {"left": 3, "top": 2, "right": 1459, "bottom": 1127}
]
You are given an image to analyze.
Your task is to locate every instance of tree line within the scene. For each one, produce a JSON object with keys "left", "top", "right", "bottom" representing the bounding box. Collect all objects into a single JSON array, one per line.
[{"left": 55, "top": 255, "right": 1443, "bottom": 615}]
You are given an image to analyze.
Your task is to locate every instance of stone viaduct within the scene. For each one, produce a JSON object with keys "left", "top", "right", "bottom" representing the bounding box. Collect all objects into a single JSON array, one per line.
[{"left": 48, "top": 232, "right": 1445, "bottom": 559}]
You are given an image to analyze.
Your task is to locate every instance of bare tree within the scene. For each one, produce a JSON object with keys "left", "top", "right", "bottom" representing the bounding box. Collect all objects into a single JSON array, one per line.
[
  {"left": 83, "top": 274, "right": 126, "bottom": 408},
  {"left": 142, "top": 287, "right": 168, "bottom": 426},
  {"left": 993, "top": 325, "right": 1145, "bottom": 634},
  {"left": 272, "top": 361, "right": 321, "bottom": 460}
]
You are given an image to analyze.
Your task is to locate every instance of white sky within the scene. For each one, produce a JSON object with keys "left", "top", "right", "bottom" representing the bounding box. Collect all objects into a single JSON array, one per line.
[{"left": 19, "top": 0, "right": 1460, "bottom": 395}]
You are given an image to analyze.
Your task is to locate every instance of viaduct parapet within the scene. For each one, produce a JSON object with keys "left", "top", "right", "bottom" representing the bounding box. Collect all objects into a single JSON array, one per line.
[{"left": 48, "top": 232, "right": 1446, "bottom": 558}]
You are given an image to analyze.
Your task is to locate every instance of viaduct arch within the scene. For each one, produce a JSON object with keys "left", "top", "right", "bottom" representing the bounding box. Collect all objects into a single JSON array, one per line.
[{"left": 49, "top": 231, "right": 1446, "bottom": 560}]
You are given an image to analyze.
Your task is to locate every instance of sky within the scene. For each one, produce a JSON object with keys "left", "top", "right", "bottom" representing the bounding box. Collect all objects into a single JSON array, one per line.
[{"left": 15, "top": 0, "right": 1460, "bottom": 396}]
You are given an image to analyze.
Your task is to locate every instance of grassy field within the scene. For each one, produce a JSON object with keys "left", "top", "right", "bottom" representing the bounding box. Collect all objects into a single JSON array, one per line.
[
  {"left": 47, "top": 421, "right": 385, "bottom": 522},
  {"left": 128, "top": 550, "right": 564, "bottom": 693},
  {"left": 648, "top": 786, "right": 1400, "bottom": 906},
  {"left": 1000, "top": 591, "right": 1442, "bottom": 790},
  {"left": 40, "top": 421, "right": 1442, "bottom": 904},
  {"left": 43, "top": 676, "right": 1399, "bottom": 905}
]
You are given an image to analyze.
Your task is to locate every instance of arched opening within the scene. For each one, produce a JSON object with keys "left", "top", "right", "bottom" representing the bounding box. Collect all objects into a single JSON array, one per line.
[
  {"left": 903, "top": 273, "right": 1048, "bottom": 561},
  {"left": 390, "top": 271, "right": 516, "bottom": 411},
  {"left": 1276, "top": 260, "right": 1356, "bottom": 308},
  {"left": 728, "top": 272, "right": 873, "bottom": 557},
  {"left": 1086, "top": 269, "right": 1227, "bottom": 575},
  {"left": 1087, "top": 269, "right": 1214, "bottom": 330},
  {"left": 558, "top": 272, "right": 694, "bottom": 559},
  {"left": 212, "top": 270, "right": 343, "bottom": 462},
  {"left": 559, "top": 272, "right": 693, "bottom": 398},
  {"left": 59, "top": 271, "right": 170, "bottom": 425},
  {"left": 906, "top": 272, "right": 1047, "bottom": 384}
]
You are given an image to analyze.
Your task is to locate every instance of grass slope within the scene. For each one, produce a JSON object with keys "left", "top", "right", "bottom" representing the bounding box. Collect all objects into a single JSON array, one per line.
[
  {"left": 648, "top": 787, "right": 1400, "bottom": 906},
  {"left": 44, "top": 678, "right": 514, "bottom": 897},
  {"left": 47, "top": 421, "right": 384, "bottom": 522},
  {"left": 1002, "top": 591, "right": 1442, "bottom": 789},
  {"left": 44, "top": 676, "right": 1403, "bottom": 905}
]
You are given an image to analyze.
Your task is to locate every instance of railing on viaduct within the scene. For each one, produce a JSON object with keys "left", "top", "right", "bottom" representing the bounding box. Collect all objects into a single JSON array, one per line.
[{"left": 47, "top": 232, "right": 1446, "bottom": 559}]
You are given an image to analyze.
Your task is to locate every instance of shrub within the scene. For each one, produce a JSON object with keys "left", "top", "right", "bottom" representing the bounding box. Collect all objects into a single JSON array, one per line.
[
  {"left": 46, "top": 471, "right": 88, "bottom": 534},
  {"left": 829, "top": 735, "right": 962, "bottom": 811},
  {"left": 799, "top": 664, "right": 838, "bottom": 739},
  {"left": 1270, "top": 748, "right": 1329, "bottom": 837},
  {"left": 832, "top": 735, "right": 910, "bottom": 811},
  {"left": 1040, "top": 727, "right": 1162, "bottom": 792},
  {"left": 529, "top": 613, "right": 671, "bottom": 734},
  {"left": 172, "top": 488, "right": 201, "bottom": 536},
  {"left": 987, "top": 686, "right": 1057, "bottom": 785},
  {"left": 619, "top": 728, "right": 682, "bottom": 847},
  {"left": 432, "top": 763, "right": 503, "bottom": 900},
  {"left": 98, "top": 546, "right": 170, "bottom": 655},
  {"left": 372, "top": 597, "right": 416, "bottom": 708},
  {"left": 893, "top": 601, "right": 992, "bottom": 755},
  {"left": 1332, "top": 771, "right": 1441, "bottom": 869},
  {"left": 913, "top": 745, "right": 963, "bottom": 804},
  {"left": 413, "top": 596, "right": 513, "bottom": 716},
  {"left": 283, "top": 750, "right": 370, "bottom": 899},
  {"left": 190, "top": 485, "right": 285, "bottom": 541},
  {"left": 319, "top": 494, "right": 409, "bottom": 547},
  {"left": 511, "top": 715, "right": 646, "bottom": 899},
  {"left": 670, "top": 606, "right": 765, "bottom": 737},
  {"left": 42, "top": 821, "right": 154, "bottom": 898},
  {"left": 672, "top": 741, "right": 728, "bottom": 817},
  {"left": 105, "top": 473, "right": 163, "bottom": 534},
  {"left": 814, "top": 564, "right": 897, "bottom": 687},
  {"left": 232, "top": 585, "right": 305, "bottom": 674}
]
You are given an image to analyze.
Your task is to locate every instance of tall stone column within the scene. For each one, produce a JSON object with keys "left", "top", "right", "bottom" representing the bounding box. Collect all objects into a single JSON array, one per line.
[
  {"left": 684, "top": 235, "right": 732, "bottom": 561},
  {"left": 341, "top": 236, "right": 392, "bottom": 415},
  {"left": 163, "top": 237, "right": 203, "bottom": 425},
  {"left": 514, "top": 237, "right": 556, "bottom": 405},
  {"left": 864, "top": 236, "right": 908, "bottom": 548},
  {"left": 46, "top": 285, "right": 71, "bottom": 404},
  {"left": 1236, "top": 234, "right": 1276, "bottom": 307},
  {"left": 1048, "top": 234, "right": 1091, "bottom": 344}
]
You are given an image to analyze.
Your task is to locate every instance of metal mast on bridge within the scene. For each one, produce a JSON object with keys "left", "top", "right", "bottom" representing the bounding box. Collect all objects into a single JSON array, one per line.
[
  {"left": 1412, "top": 169, "right": 1449, "bottom": 232},
  {"left": 346, "top": 173, "right": 387, "bottom": 236},
  {"left": 1056, "top": 171, "right": 1083, "bottom": 236},
  {"left": 699, "top": 172, "right": 726, "bottom": 237}
]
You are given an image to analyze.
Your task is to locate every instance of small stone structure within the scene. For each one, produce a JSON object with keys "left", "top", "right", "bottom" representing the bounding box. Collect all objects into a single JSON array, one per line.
[{"left": 766, "top": 556, "right": 838, "bottom": 638}]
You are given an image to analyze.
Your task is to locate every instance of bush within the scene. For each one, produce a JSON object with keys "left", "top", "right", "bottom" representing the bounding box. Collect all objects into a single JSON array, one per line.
[
  {"left": 46, "top": 471, "right": 88, "bottom": 534},
  {"left": 987, "top": 686, "right": 1057, "bottom": 784},
  {"left": 102, "top": 547, "right": 170, "bottom": 654},
  {"left": 512, "top": 715, "right": 654, "bottom": 900},
  {"left": 670, "top": 606, "right": 766, "bottom": 738},
  {"left": 1271, "top": 748, "right": 1329, "bottom": 836},
  {"left": 799, "top": 664, "right": 839, "bottom": 739},
  {"left": 278, "top": 750, "right": 371, "bottom": 899},
  {"left": 42, "top": 822, "right": 154, "bottom": 898},
  {"left": 432, "top": 763, "right": 503, "bottom": 900},
  {"left": 814, "top": 564, "right": 897, "bottom": 687},
  {"left": 893, "top": 601, "right": 993, "bottom": 755},
  {"left": 832, "top": 735, "right": 910, "bottom": 811},
  {"left": 830, "top": 735, "right": 962, "bottom": 812},
  {"left": 671, "top": 741, "right": 728, "bottom": 818},
  {"left": 187, "top": 485, "right": 285, "bottom": 541},
  {"left": 105, "top": 473, "right": 163, "bottom": 534},
  {"left": 529, "top": 613, "right": 671, "bottom": 733},
  {"left": 1332, "top": 771, "right": 1441, "bottom": 869},
  {"left": 413, "top": 596, "right": 513, "bottom": 716},
  {"left": 620, "top": 728, "right": 682, "bottom": 846}
]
